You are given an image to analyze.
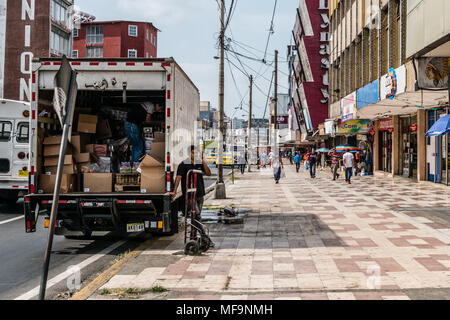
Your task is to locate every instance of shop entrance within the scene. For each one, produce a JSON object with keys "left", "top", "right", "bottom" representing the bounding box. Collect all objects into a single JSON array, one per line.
[
  {"left": 428, "top": 109, "right": 450, "bottom": 185},
  {"left": 400, "top": 116, "right": 418, "bottom": 179}
]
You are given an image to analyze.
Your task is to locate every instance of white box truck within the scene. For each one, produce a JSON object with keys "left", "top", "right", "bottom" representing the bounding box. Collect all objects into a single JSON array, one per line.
[
  {"left": 0, "top": 99, "right": 31, "bottom": 202},
  {"left": 24, "top": 57, "right": 201, "bottom": 238}
]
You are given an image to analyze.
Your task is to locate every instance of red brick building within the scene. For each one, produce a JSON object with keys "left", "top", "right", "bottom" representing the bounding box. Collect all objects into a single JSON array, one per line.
[
  {"left": 0, "top": 0, "right": 74, "bottom": 101},
  {"left": 73, "top": 21, "right": 159, "bottom": 58}
]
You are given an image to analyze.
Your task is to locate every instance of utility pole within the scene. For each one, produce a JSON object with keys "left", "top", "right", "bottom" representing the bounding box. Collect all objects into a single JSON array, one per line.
[
  {"left": 248, "top": 75, "right": 253, "bottom": 172},
  {"left": 215, "top": 0, "right": 226, "bottom": 199},
  {"left": 273, "top": 50, "right": 278, "bottom": 155}
]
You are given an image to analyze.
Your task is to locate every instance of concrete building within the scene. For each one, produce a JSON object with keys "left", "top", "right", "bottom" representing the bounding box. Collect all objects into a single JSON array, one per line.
[
  {"left": 73, "top": 20, "right": 158, "bottom": 58},
  {"left": 0, "top": 0, "right": 75, "bottom": 101},
  {"left": 328, "top": 0, "right": 449, "bottom": 184},
  {"left": 291, "top": 0, "right": 330, "bottom": 139}
]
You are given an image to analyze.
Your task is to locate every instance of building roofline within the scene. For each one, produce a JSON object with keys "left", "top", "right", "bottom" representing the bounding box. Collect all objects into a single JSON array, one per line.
[{"left": 80, "top": 20, "right": 161, "bottom": 32}]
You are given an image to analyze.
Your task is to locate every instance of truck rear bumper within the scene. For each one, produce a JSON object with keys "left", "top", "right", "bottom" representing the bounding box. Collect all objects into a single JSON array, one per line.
[{"left": 24, "top": 193, "right": 178, "bottom": 235}]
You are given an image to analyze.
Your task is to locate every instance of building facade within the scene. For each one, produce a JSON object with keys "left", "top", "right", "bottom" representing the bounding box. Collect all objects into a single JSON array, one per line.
[
  {"left": 72, "top": 20, "right": 158, "bottom": 58},
  {"left": 0, "top": 0, "right": 74, "bottom": 101},
  {"left": 328, "top": 0, "right": 449, "bottom": 184},
  {"left": 291, "top": 0, "right": 330, "bottom": 140}
]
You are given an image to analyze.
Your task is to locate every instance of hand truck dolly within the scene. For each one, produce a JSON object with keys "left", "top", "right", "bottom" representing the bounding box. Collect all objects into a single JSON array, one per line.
[{"left": 184, "top": 169, "right": 214, "bottom": 255}]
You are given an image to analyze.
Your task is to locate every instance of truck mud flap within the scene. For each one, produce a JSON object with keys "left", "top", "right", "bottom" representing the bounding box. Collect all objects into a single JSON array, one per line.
[{"left": 24, "top": 197, "right": 37, "bottom": 233}]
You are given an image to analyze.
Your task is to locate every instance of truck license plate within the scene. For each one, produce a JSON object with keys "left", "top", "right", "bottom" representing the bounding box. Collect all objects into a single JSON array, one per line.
[
  {"left": 127, "top": 223, "right": 145, "bottom": 233},
  {"left": 19, "top": 170, "right": 29, "bottom": 177}
]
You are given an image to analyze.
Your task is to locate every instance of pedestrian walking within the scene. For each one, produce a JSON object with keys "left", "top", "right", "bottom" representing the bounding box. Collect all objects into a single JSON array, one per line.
[
  {"left": 273, "top": 151, "right": 284, "bottom": 184},
  {"left": 329, "top": 148, "right": 340, "bottom": 181},
  {"left": 262, "top": 151, "right": 267, "bottom": 168},
  {"left": 294, "top": 152, "right": 301, "bottom": 173},
  {"left": 288, "top": 151, "right": 293, "bottom": 165},
  {"left": 307, "top": 148, "right": 318, "bottom": 178},
  {"left": 237, "top": 151, "right": 246, "bottom": 175},
  {"left": 343, "top": 148, "right": 355, "bottom": 184}
]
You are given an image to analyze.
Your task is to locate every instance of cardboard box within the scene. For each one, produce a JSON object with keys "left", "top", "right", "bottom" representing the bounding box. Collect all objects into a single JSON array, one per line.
[
  {"left": 74, "top": 153, "right": 90, "bottom": 163},
  {"left": 44, "top": 155, "right": 74, "bottom": 167},
  {"left": 77, "top": 161, "right": 92, "bottom": 172},
  {"left": 45, "top": 163, "right": 77, "bottom": 175},
  {"left": 93, "top": 144, "right": 108, "bottom": 157},
  {"left": 150, "top": 142, "right": 165, "bottom": 160},
  {"left": 96, "top": 119, "right": 112, "bottom": 140},
  {"left": 43, "top": 136, "right": 72, "bottom": 157},
  {"left": 85, "top": 144, "right": 94, "bottom": 154},
  {"left": 83, "top": 173, "right": 113, "bottom": 193},
  {"left": 138, "top": 155, "right": 165, "bottom": 194},
  {"left": 154, "top": 132, "right": 165, "bottom": 142},
  {"left": 39, "top": 174, "right": 76, "bottom": 194},
  {"left": 77, "top": 114, "right": 98, "bottom": 134}
]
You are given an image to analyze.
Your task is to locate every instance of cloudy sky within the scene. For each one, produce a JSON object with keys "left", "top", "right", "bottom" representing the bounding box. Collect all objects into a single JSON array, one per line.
[{"left": 75, "top": 0, "right": 297, "bottom": 120}]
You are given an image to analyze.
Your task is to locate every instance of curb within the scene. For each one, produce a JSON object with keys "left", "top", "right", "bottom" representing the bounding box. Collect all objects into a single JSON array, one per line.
[{"left": 70, "top": 239, "right": 154, "bottom": 300}]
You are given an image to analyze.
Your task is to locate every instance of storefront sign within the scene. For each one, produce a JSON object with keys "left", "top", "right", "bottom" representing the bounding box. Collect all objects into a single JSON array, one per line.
[
  {"left": 410, "top": 124, "right": 417, "bottom": 132},
  {"left": 357, "top": 80, "right": 379, "bottom": 109},
  {"left": 338, "top": 119, "right": 373, "bottom": 134},
  {"left": 378, "top": 118, "right": 394, "bottom": 131},
  {"left": 341, "top": 92, "right": 356, "bottom": 122},
  {"left": 380, "top": 65, "right": 406, "bottom": 100},
  {"left": 271, "top": 115, "right": 289, "bottom": 124},
  {"left": 416, "top": 57, "right": 449, "bottom": 90}
]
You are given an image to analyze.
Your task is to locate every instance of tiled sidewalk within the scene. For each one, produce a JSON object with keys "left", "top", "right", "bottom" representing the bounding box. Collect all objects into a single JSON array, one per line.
[{"left": 94, "top": 163, "right": 450, "bottom": 300}]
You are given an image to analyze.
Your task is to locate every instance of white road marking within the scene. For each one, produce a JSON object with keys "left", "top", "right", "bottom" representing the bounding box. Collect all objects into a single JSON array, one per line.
[
  {"left": 14, "top": 240, "right": 127, "bottom": 300},
  {"left": 0, "top": 215, "right": 24, "bottom": 225}
]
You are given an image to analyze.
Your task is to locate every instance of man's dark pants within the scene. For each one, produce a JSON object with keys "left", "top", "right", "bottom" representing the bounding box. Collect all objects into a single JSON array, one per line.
[
  {"left": 296, "top": 162, "right": 300, "bottom": 172},
  {"left": 310, "top": 162, "right": 316, "bottom": 177}
]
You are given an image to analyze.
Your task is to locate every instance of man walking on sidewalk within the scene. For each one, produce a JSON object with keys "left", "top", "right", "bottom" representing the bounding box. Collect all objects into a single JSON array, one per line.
[
  {"left": 273, "top": 151, "right": 284, "bottom": 184},
  {"left": 329, "top": 149, "right": 340, "bottom": 181},
  {"left": 294, "top": 152, "right": 301, "bottom": 173},
  {"left": 343, "top": 148, "right": 355, "bottom": 184},
  {"left": 307, "top": 148, "right": 318, "bottom": 178}
]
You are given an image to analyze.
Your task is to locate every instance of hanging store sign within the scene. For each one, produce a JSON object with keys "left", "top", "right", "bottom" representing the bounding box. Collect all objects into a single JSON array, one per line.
[
  {"left": 341, "top": 92, "right": 357, "bottom": 122},
  {"left": 410, "top": 124, "right": 418, "bottom": 132},
  {"left": 324, "top": 120, "right": 335, "bottom": 135},
  {"left": 378, "top": 118, "right": 394, "bottom": 132},
  {"left": 271, "top": 115, "right": 289, "bottom": 124},
  {"left": 357, "top": 80, "right": 379, "bottom": 109},
  {"left": 416, "top": 57, "right": 449, "bottom": 90},
  {"left": 380, "top": 65, "right": 406, "bottom": 100},
  {"left": 338, "top": 119, "right": 373, "bottom": 134}
]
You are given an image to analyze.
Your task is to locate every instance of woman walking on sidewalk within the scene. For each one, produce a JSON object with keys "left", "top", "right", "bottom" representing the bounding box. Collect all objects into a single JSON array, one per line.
[{"left": 273, "top": 151, "right": 284, "bottom": 184}]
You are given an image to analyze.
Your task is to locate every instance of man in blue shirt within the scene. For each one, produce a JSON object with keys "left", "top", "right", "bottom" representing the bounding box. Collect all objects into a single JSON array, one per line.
[{"left": 294, "top": 152, "right": 301, "bottom": 173}]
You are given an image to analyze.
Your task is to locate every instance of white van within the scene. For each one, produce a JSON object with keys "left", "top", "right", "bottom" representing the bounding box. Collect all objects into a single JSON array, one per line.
[{"left": 0, "top": 99, "right": 30, "bottom": 201}]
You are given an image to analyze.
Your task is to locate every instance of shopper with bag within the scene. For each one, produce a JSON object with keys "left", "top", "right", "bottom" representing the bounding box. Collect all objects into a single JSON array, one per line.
[{"left": 273, "top": 151, "right": 284, "bottom": 184}]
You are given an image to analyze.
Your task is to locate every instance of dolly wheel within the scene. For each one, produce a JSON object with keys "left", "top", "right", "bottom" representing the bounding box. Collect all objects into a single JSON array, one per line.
[
  {"left": 199, "top": 235, "right": 211, "bottom": 252},
  {"left": 184, "top": 240, "right": 199, "bottom": 256}
]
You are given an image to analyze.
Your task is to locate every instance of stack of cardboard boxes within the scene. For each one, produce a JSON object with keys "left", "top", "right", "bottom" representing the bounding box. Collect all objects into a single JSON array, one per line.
[{"left": 38, "top": 111, "right": 167, "bottom": 195}]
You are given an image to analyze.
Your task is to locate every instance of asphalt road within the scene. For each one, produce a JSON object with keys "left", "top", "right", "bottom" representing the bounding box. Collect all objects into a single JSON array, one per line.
[{"left": 0, "top": 203, "right": 150, "bottom": 300}]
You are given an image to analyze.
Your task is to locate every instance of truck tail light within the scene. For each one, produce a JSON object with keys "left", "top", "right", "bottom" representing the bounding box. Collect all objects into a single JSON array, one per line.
[{"left": 18, "top": 152, "right": 25, "bottom": 159}]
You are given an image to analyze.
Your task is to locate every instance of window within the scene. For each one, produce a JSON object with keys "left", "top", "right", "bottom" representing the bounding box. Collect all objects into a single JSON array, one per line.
[
  {"left": 150, "top": 33, "right": 153, "bottom": 44},
  {"left": 51, "top": 28, "right": 70, "bottom": 55},
  {"left": 146, "top": 52, "right": 149, "bottom": 58},
  {"left": 128, "top": 49, "right": 137, "bottom": 58},
  {"left": 86, "top": 47, "right": 103, "bottom": 58},
  {"left": 128, "top": 25, "right": 138, "bottom": 37},
  {"left": 51, "top": 0, "right": 69, "bottom": 26},
  {"left": 146, "top": 29, "right": 149, "bottom": 40},
  {"left": 72, "top": 50, "right": 78, "bottom": 58},
  {"left": 73, "top": 28, "right": 78, "bottom": 37},
  {"left": 0, "top": 121, "right": 12, "bottom": 142},
  {"left": 16, "top": 122, "right": 29, "bottom": 144},
  {"left": 86, "top": 25, "right": 103, "bottom": 44}
]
